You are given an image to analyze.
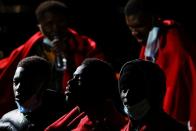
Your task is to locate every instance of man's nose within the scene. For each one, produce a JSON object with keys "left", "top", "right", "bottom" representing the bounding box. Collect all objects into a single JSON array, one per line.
[
  {"left": 14, "top": 83, "right": 20, "bottom": 90},
  {"left": 51, "top": 24, "right": 59, "bottom": 32},
  {"left": 121, "top": 89, "right": 130, "bottom": 98},
  {"left": 131, "top": 29, "right": 139, "bottom": 36}
]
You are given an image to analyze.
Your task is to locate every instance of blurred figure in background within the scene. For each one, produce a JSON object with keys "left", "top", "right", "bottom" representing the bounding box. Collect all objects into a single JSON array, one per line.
[
  {"left": 0, "top": 0, "right": 104, "bottom": 117},
  {"left": 124, "top": 0, "right": 196, "bottom": 129}
]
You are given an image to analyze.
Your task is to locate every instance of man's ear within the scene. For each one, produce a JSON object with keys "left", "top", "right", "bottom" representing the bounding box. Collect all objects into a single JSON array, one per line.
[
  {"left": 37, "top": 24, "right": 44, "bottom": 35},
  {"left": 125, "top": 15, "right": 129, "bottom": 25}
]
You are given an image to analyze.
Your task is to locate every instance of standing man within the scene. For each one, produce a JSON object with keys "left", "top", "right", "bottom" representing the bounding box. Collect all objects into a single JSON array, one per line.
[
  {"left": 124, "top": 0, "right": 196, "bottom": 129},
  {"left": 0, "top": 1, "right": 104, "bottom": 117}
]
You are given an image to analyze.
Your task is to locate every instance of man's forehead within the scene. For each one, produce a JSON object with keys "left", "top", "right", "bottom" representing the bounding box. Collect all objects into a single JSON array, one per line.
[
  {"left": 14, "top": 67, "right": 25, "bottom": 77},
  {"left": 74, "top": 65, "right": 86, "bottom": 76}
]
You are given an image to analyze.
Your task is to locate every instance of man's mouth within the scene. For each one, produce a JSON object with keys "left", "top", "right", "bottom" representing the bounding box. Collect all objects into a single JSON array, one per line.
[{"left": 64, "top": 90, "right": 71, "bottom": 96}]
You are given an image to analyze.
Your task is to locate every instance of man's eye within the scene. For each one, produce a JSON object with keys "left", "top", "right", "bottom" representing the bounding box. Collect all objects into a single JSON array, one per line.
[
  {"left": 76, "top": 78, "right": 82, "bottom": 86},
  {"left": 72, "top": 75, "right": 83, "bottom": 86},
  {"left": 77, "top": 81, "right": 82, "bottom": 86},
  {"left": 13, "top": 79, "right": 18, "bottom": 85}
]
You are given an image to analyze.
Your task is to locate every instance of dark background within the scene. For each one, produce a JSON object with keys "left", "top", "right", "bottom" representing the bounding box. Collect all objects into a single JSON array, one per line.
[{"left": 0, "top": 0, "right": 195, "bottom": 71}]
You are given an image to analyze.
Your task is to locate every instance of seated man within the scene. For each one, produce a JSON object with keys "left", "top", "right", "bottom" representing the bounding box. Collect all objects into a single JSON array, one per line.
[
  {"left": 45, "top": 58, "right": 128, "bottom": 131},
  {"left": 119, "top": 59, "right": 188, "bottom": 131},
  {"left": 0, "top": 56, "right": 66, "bottom": 130}
]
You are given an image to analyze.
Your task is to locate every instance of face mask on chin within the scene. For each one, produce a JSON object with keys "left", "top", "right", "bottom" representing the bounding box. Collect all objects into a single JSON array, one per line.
[
  {"left": 16, "top": 93, "right": 42, "bottom": 114},
  {"left": 124, "top": 99, "right": 151, "bottom": 121},
  {"left": 16, "top": 101, "right": 31, "bottom": 114}
]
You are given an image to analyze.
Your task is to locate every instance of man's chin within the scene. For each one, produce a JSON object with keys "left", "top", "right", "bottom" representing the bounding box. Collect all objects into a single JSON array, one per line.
[
  {"left": 137, "top": 39, "right": 146, "bottom": 46},
  {"left": 15, "top": 97, "right": 23, "bottom": 104}
]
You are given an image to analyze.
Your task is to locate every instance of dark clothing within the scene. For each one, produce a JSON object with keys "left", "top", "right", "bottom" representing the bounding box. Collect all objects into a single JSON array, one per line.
[
  {"left": 0, "top": 89, "right": 67, "bottom": 131},
  {"left": 125, "top": 111, "right": 188, "bottom": 131},
  {"left": 0, "top": 109, "right": 29, "bottom": 131},
  {"left": 0, "top": 109, "right": 56, "bottom": 131}
]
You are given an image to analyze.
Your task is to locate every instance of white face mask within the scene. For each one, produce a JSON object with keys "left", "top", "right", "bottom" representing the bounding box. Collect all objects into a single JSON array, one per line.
[
  {"left": 16, "top": 93, "right": 42, "bottom": 114},
  {"left": 16, "top": 101, "right": 31, "bottom": 113},
  {"left": 124, "top": 99, "right": 151, "bottom": 120},
  {"left": 43, "top": 38, "right": 54, "bottom": 47}
]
